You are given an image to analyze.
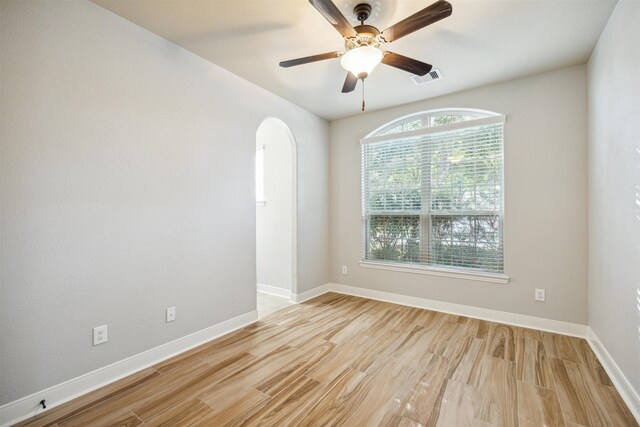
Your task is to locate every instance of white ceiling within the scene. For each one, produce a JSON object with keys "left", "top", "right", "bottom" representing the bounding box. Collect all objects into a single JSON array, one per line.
[{"left": 91, "top": 0, "right": 617, "bottom": 120}]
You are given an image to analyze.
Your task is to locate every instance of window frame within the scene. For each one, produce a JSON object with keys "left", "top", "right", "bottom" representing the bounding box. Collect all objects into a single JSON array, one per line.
[{"left": 360, "top": 109, "right": 509, "bottom": 284}]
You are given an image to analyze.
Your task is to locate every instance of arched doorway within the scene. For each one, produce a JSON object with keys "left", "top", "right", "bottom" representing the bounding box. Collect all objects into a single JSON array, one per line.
[{"left": 255, "top": 118, "right": 297, "bottom": 317}]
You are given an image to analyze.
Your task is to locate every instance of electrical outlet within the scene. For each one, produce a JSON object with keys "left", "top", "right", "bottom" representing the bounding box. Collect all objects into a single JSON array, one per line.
[
  {"left": 535, "top": 289, "right": 546, "bottom": 302},
  {"left": 166, "top": 306, "right": 176, "bottom": 322},
  {"left": 341, "top": 265, "right": 348, "bottom": 275},
  {"left": 93, "top": 325, "right": 108, "bottom": 346}
]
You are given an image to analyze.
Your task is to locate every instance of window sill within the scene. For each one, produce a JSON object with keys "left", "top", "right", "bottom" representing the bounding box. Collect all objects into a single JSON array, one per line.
[
  {"left": 359, "top": 261, "right": 509, "bottom": 284},
  {"left": 256, "top": 201, "right": 266, "bottom": 207}
]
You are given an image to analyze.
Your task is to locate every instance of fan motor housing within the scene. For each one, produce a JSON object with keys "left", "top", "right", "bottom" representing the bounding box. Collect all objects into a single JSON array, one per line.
[
  {"left": 345, "top": 4, "right": 384, "bottom": 50},
  {"left": 354, "top": 24, "right": 380, "bottom": 38},
  {"left": 346, "top": 24, "right": 382, "bottom": 50}
]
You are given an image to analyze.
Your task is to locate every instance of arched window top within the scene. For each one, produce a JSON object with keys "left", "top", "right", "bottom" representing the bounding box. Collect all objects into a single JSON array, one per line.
[{"left": 368, "top": 108, "right": 502, "bottom": 137}]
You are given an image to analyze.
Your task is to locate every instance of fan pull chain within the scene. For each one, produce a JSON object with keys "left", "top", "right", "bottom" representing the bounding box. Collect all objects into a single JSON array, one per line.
[{"left": 361, "top": 78, "right": 366, "bottom": 112}]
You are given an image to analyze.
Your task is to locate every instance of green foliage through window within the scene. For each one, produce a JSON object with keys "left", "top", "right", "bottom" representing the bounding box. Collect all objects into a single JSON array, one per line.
[
  {"left": 367, "top": 215, "right": 420, "bottom": 263},
  {"left": 362, "top": 111, "right": 505, "bottom": 274}
]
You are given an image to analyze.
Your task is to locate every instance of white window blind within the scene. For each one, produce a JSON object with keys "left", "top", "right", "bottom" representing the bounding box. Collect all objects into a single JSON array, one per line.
[{"left": 361, "top": 114, "right": 505, "bottom": 273}]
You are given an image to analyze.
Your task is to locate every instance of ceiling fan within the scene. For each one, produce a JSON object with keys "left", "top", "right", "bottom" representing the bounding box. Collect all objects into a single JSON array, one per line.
[{"left": 280, "top": 0, "right": 453, "bottom": 111}]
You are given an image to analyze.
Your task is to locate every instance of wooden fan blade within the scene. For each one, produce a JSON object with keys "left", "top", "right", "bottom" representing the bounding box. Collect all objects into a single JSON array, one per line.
[
  {"left": 279, "top": 51, "right": 341, "bottom": 68},
  {"left": 342, "top": 72, "right": 358, "bottom": 93},
  {"left": 382, "top": 0, "right": 452, "bottom": 42},
  {"left": 381, "top": 52, "right": 433, "bottom": 76},
  {"left": 308, "top": 0, "right": 358, "bottom": 38}
]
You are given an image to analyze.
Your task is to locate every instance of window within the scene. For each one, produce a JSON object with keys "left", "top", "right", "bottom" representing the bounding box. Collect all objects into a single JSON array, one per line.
[{"left": 361, "top": 109, "right": 505, "bottom": 276}]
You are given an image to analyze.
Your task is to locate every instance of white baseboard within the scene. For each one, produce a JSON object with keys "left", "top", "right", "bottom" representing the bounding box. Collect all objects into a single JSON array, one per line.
[
  {"left": 257, "top": 283, "right": 291, "bottom": 299},
  {"left": 9, "top": 283, "right": 636, "bottom": 426},
  {"left": 291, "top": 283, "right": 332, "bottom": 303},
  {"left": 329, "top": 283, "right": 588, "bottom": 338},
  {"left": 587, "top": 328, "right": 640, "bottom": 423},
  {"left": 0, "top": 310, "right": 258, "bottom": 427},
  {"left": 288, "top": 282, "right": 586, "bottom": 337}
]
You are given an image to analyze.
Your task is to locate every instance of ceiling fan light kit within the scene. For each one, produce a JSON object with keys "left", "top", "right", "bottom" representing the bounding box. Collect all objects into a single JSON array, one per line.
[
  {"left": 340, "top": 46, "right": 383, "bottom": 79},
  {"left": 279, "top": 0, "right": 452, "bottom": 111}
]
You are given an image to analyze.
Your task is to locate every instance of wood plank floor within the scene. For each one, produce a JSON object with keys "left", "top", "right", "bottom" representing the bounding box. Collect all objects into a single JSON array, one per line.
[{"left": 17, "top": 293, "right": 637, "bottom": 427}]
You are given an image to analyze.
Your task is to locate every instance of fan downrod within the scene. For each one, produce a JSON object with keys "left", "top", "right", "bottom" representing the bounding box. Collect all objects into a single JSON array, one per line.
[{"left": 353, "top": 3, "right": 372, "bottom": 23}]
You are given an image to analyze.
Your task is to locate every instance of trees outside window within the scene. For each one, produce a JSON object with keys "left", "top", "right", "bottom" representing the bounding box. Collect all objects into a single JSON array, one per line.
[{"left": 362, "top": 110, "right": 505, "bottom": 273}]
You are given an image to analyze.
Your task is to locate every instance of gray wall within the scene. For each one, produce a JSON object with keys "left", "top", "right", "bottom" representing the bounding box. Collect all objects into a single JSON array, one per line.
[
  {"left": 330, "top": 65, "right": 588, "bottom": 324},
  {"left": 0, "top": 0, "right": 329, "bottom": 405},
  {"left": 587, "top": 0, "right": 640, "bottom": 398}
]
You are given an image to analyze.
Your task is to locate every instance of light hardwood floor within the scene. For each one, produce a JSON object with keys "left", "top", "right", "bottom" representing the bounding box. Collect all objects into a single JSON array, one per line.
[{"left": 17, "top": 293, "right": 637, "bottom": 427}]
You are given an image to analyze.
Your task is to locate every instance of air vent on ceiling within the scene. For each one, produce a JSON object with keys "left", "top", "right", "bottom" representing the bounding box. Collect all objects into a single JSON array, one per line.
[{"left": 411, "top": 68, "right": 443, "bottom": 85}]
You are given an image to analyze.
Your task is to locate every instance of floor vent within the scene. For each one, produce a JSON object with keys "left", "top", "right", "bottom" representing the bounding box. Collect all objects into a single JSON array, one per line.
[{"left": 411, "top": 68, "right": 443, "bottom": 85}]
